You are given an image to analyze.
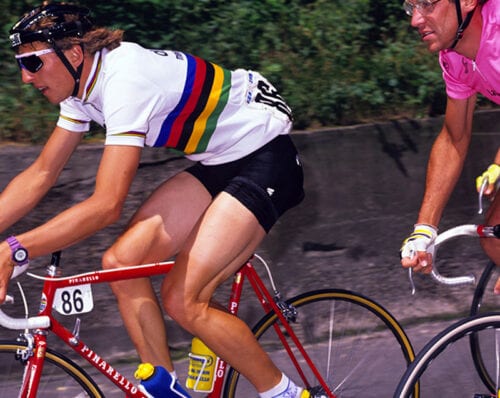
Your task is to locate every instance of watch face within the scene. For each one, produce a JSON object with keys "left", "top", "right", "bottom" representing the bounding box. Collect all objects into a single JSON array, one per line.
[{"left": 14, "top": 248, "right": 28, "bottom": 263}]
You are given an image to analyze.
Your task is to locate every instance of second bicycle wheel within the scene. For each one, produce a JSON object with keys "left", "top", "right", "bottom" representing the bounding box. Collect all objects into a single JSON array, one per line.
[
  {"left": 470, "top": 261, "right": 500, "bottom": 394},
  {"left": 394, "top": 312, "right": 500, "bottom": 398},
  {"left": 0, "top": 339, "right": 103, "bottom": 398},
  {"left": 223, "top": 289, "right": 418, "bottom": 397}
]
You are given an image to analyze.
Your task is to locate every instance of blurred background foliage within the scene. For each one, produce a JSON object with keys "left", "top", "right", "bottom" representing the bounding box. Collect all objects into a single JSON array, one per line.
[{"left": 0, "top": 0, "right": 492, "bottom": 143}]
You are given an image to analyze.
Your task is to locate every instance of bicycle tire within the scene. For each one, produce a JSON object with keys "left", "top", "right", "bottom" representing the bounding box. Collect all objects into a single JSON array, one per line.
[
  {"left": 222, "top": 288, "right": 418, "bottom": 398},
  {"left": 0, "top": 339, "right": 104, "bottom": 398},
  {"left": 394, "top": 312, "right": 500, "bottom": 398},
  {"left": 469, "top": 261, "right": 499, "bottom": 394}
]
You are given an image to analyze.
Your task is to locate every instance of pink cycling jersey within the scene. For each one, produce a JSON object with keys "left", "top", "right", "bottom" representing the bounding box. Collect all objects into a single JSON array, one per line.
[{"left": 439, "top": 0, "right": 500, "bottom": 104}]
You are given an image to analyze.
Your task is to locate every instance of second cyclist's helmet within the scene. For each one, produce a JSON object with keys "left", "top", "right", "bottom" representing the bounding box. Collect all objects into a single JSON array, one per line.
[{"left": 9, "top": 2, "right": 93, "bottom": 49}]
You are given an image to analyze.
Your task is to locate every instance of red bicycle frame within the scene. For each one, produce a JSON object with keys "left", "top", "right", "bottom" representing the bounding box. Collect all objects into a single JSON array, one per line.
[{"left": 13, "top": 257, "right": 332, "bottom": 397}]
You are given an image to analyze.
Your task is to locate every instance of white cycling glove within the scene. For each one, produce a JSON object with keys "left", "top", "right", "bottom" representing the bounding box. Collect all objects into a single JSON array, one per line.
[{"left": 400, "top": 224, "right": 438, "bottom": 260}]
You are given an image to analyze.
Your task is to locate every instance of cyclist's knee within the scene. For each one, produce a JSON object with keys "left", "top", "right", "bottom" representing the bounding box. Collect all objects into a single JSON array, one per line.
[
  {"left": 162, "top": 286, "right": 186, "bottom": 321},
  {"left": 101, "top": 245, "right": 137, "bottom": 270},
  {"left": 162, "top": 285, "right": 206, "bottom": 332},
  {"left": 101, "top": 244, "right": 135, "bottom": 270},
  {"left": 102, "top": 248, "right": 120, "bottom": 270}
]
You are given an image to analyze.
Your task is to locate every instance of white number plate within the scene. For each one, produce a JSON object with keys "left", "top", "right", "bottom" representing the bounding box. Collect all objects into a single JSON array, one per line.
[{"left": 54, "top": 284, "right": 94, "bottom": 315}]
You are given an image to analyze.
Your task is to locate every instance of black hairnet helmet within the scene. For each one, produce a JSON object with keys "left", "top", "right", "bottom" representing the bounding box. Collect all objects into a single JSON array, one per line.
[
  {"left": 10, "top": 2, "right": 93, "bottom": 48},
  {"left": 9, "top": 2, "right": 93, "bottom": 97}
]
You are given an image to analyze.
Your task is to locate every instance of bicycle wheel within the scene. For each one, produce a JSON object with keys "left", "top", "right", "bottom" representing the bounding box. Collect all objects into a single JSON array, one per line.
[
  {"left": 394, "top": 312, "right": 500, "bottom": 398},
  {"left": 470, "top": 261, "right": 500, "bottom": 394},
  {"left": 223, "top": 289, "right": 418, "bottom": 398},
  {"left": 471, "top": 261, "right": 499, "bottom": 315},
  {"left": 0, "top": 339, "right": 103, "bottom": 398}
]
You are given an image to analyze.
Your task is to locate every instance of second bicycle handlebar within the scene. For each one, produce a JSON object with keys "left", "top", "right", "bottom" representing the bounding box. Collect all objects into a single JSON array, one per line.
[{"left": 409, "top": 224, "right": 500, "bottom": 294}]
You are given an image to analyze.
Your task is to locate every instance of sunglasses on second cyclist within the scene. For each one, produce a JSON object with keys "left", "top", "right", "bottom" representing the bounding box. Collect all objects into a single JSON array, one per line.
[
  {"left": 15, "top": 48, "right": 55, "bottom": 73},
  {"left": 403, "top": 0, "right": 442, "bottom": 16}
]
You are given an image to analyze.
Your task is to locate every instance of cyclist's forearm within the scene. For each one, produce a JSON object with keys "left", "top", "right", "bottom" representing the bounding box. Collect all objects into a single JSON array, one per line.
[
  {"left": 0, "top": 128, "right": 81, "bottom": 233},
  {"left": 417, "top": 127, "right": 471, "bottom": 227},
  {"left": 4, "top": 144, "right": 139, "bottom": 260},
  {"left": 0, "top": 167, "right": 56, "bottom": 232},
  {"left": 15, "top": 194, "right": 124, "bottom": 259},
  {"left": 494, "top": 147, "right": 500, "bottom": 165}
]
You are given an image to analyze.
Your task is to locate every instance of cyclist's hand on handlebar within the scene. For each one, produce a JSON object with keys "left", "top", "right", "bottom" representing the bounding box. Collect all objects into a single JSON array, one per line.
[
  {"left": 400, "top": 224, "right": 437, "bottom": 274},
  {"left": 0, "top": 261, "right": 14, "bottom": 304},
  {"left": 0, "top": 241, "right": 18, "bottom": 303},
  {"left": 476, "top": 164, "right": 500, "bottom": 197}
]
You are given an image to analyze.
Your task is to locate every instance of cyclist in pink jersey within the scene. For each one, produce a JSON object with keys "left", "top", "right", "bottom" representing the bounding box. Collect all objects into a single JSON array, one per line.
[
  {"left": 400, "top": 0, "right": 500, "bottom": 292},
  {"left": 0, "top": 3, "right": 307, "bottom": 397}
]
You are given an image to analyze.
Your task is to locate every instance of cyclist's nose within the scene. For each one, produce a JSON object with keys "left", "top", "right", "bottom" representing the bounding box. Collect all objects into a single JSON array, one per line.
[
  {"left": 410, "top": 10, "right": 425, "bottom": 28},
  {"left": 21, "top": 68, "right": 35, "bottom": 84}
]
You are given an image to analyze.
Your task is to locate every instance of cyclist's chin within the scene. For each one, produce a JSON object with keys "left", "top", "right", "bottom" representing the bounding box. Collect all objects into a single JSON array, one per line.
[
  {"left": 42, "top": 90, "right": 69, "bottom": 105},
  {"left": 418, "top": 31, "right": 439, "bottom": 51},
  {"left": 422, "top": 37, "right": 442, "bottom": 53}
]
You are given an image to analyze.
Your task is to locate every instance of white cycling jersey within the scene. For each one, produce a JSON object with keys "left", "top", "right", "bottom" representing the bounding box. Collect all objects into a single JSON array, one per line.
[{"left": 57, "top": 42, "right": 292, "bottom": 165}]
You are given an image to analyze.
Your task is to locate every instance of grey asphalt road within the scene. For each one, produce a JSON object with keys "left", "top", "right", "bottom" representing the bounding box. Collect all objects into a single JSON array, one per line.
[{"left": 0, "top": 109, "right": 498, "bottom": 396}]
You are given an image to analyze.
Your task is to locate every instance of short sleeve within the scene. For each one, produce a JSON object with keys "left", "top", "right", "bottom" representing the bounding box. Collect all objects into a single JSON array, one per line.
[{"left": 57, "top": 99, "right": 91, "bottom": 132}]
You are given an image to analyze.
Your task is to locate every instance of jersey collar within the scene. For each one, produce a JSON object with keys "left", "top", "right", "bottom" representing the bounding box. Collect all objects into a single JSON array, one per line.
[{"left": 81, "top": 49, "right": 103, "bottom": 102}]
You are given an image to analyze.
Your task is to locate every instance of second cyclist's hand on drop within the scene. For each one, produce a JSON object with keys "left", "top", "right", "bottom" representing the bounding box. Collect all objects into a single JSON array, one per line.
[
  {"left": 400, "top": 224, "right": 438, "bottom": 274},
  {"left": 476, "top": 164, "right": 500, "bottom": 197}
]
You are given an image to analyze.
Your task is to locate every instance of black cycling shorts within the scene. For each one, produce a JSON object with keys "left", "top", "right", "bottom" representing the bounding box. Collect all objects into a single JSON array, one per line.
[{"left": 186, "top": 135, "right": 304, "bottom": 232}]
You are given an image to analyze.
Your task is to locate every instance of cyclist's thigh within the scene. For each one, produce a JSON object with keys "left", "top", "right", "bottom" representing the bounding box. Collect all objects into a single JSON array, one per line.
[
  {"left": 110, "top": 171, "right": 212, "bottom": 264},
  {"left": 165, "top": 192, "right": 266, "bottom": 303}
]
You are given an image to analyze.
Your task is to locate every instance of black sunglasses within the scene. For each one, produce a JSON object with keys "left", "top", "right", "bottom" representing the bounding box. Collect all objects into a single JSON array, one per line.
[{"left": 15, "top": 48, "right": 54, "bottom": 73}]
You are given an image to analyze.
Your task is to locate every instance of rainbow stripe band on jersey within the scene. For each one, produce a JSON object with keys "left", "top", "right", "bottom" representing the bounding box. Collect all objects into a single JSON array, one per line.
[{"left": 156, "top": 53, "right": 231, "bottom": 154}]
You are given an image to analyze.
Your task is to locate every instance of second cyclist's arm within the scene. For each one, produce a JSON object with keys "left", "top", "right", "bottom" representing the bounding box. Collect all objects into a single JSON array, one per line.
[
  {"left": 417, "top": 95, "right": 477, "bottom": 227},
  {"left": 494, "top": 148, "right": 500, "bottom": 165}
]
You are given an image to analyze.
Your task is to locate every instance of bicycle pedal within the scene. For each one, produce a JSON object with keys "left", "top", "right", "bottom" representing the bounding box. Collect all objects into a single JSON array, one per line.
[{"left": 306, "top": 387, "right": 328, "bottom": 398}]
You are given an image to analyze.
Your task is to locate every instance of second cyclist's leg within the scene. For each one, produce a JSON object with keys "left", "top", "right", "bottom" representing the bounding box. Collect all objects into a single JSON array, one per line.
[
  {"left": 102, "top": 172, "right": 211, "bottom": 370},
  {"left": 481, "top": 193, "right": 500, "bottom": 293}
]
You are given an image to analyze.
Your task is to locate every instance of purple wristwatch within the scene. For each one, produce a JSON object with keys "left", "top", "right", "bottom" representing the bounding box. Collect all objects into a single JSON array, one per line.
[{"left": 6, "top": 236, "right": 29, "bottom": 266}]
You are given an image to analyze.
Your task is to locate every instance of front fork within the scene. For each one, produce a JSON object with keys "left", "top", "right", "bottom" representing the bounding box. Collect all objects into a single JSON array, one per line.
[{"left": 16, "top": 330, "right": 48, "bottom": 398}]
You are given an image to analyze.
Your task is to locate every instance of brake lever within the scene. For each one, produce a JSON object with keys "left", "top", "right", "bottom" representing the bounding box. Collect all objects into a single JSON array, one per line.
[
  {"left": 478, "top": 177, "right": 488, "bottom": 215},
  {"left": 408, "top": 268, "right": 416, "bottom": 295}
]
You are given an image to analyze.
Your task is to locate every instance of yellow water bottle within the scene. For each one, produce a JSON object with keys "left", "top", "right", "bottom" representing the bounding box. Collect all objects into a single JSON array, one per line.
[{"left": 186, "top": 337, "right": 218, "bottom": 392}]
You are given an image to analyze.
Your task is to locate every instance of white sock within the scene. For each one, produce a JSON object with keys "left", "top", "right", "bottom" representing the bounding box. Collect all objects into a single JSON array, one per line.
[{"left": 259, "top": 373, "right": 303, "bottom": 398}]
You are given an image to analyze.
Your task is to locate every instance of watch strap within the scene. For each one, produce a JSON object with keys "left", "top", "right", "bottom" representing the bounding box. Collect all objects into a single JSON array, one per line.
[{"left": 6, "top": 236, "right": 29, "bottom": 266}]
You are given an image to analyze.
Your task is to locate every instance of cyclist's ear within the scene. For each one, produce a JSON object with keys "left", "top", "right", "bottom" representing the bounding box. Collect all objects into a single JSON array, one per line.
[
  {"left": 462, "top": 0, "right": 479, "bottom": 12},
  {"left": 66, "top": 45, "right": 84, "bottom": 68}
]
